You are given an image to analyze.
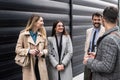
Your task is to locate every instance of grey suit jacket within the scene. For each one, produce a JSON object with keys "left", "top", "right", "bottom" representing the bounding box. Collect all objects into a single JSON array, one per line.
[{"left": 86, "top": 26, "right": 120, "bottom": 80}]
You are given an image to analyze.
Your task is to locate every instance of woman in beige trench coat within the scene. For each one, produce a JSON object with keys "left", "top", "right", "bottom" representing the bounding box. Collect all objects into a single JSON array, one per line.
[{"left": 15, "top": 15, "right": 48, "bottom": 80}]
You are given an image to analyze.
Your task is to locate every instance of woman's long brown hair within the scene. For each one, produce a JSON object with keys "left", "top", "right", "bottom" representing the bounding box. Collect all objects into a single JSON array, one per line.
[
  {"left": 51, "top": 20, "right": 68, "bottom": 36},
  {"left": 25, "top": 14, "right": 47, "bottom": 39}
]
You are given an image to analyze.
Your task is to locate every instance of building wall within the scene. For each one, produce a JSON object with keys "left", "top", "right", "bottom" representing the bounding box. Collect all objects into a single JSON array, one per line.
[{"left": 0, "top": 0, "right": 118, "bottom": 80}]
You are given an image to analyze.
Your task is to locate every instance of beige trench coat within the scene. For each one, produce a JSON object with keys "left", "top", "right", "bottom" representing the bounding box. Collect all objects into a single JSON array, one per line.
[{"left": 15, "top": 30, "right": 48, "bottom": 80}]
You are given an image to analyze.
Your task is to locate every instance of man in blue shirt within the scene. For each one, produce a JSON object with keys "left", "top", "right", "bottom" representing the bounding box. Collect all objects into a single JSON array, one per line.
[
  {"left": 84, "top": 12, "right": 105, "bottom": 80},
  {"left": 83, "top": 6, "right": 120, "bottom": 80}
]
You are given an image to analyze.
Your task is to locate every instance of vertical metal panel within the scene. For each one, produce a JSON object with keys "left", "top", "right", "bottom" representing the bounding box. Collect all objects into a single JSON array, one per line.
[{"left": 119, "top": 0, "right": 120, "bottom": 26}]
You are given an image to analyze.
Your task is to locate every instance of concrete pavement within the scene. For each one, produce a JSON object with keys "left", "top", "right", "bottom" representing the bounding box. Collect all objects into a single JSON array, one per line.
[{"left": 73, "top": 73, "right": 84, "bottom": 80}]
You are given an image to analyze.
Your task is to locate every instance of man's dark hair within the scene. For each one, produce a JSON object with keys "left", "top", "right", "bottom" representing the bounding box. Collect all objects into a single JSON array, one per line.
[
  {"left": 103, "top": 6, "right": 118, "bottom": 23},
  {"left": 92, "top": 12, "right": 102, "bottom": 19}
]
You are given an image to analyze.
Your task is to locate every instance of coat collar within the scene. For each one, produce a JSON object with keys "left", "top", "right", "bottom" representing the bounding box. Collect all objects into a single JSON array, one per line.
[
  {"left": 97, "top": 26, "right": 119, "bottom": 46},
  {"left": 23, "top": 31, "right": 43, "bottom": 45},
  {"left": 24, "top": 31, "right": 42, "bottom": 36},
  {"left": 103, "top": 26, "right": 119, "bottom": 37},
  {"left": 98, "top": 25, "right": 105, "bottom": 37}
]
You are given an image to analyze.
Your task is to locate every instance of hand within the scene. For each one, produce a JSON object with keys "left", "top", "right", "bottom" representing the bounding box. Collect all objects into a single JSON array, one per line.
[
  {"left": 56, "top": 64, "right": 65, "bottom": 71},
  {"left": 60, "top": 64, "right": 64, "bottom": 71},
  {"left": 29, "top": 49, "right": 39, "bottom": 56},
  {"left": 37, "top": 51, "right": 43, "bottom": 57},
  {"left": 83, "top": 55, "right": 89, "bottom": 65},
  {"left": 56, "top": 65, "right": 62, "bottom": 71},
  {"left": 88, "top": 52, "right": 96, "bottom": 59}
]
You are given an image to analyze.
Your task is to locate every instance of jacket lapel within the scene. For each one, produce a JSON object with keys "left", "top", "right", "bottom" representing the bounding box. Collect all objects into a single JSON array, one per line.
[
  {"left": 98, "top": 26, "right": 105, "bottom": 38},
  {"left": 52, "top": 36, "right": 67, "bottom": 61},
  {"left": 61, "top": 35, "right": 66, "bottom": 60},
  {"left": 87, "top": 28, "right": 93, "bottom": 49},
  {"left": 27, "top": 31, "right": 42, "bottom": 46},
  {"left": 36, "top": 32, "right": 42, "bottom": 46},
  {"left": 52, "top": 37, "right": 59, "bottom": 56},
  {"left": 24, "top": 31, "right": 35, "bottom": 45},
  {"left": 28, "top": 36, "right": 35, "bottom": 45}
]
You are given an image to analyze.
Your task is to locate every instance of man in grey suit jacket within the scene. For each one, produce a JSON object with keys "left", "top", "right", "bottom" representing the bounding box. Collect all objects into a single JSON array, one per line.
[
  {"left": 84, "top": 12, "right": 105, "bottom": 80},
  {"left": 83, "top": 6, "right": 120, "bottom": 80}
]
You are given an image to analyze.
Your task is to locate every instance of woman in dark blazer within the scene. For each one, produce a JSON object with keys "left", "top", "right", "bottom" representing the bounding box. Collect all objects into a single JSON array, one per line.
[{"left": 47, "top": 20, "right": 73, "bottom": 80}]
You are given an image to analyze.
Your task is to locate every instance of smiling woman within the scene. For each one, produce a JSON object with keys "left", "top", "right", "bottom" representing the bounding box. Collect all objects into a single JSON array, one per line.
[
  {"left": 55, "top": 22, "right": 64, "bottom": 33},
  {"left": 47, "top": 20, "right": 73, "bottom": 80},
  {"left": 15, "top": 15, "right": 48, "bottom": 80}
]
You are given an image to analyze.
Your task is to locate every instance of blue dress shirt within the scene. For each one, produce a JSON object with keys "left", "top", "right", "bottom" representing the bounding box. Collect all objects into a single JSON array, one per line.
[
  {"left": 29, "top": 30, "right": 37, "bottom": 43},
  {"left": 89, "top": 28, "right": 100, "bottom": 52}
]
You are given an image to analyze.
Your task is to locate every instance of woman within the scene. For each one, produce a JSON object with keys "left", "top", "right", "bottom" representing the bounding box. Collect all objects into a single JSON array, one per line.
[
  {"left": 15, "top": 15, "right": 48, "bottom": 80},
  {"left": 47, "top": 20, "right": 73, "bottom": 80}
]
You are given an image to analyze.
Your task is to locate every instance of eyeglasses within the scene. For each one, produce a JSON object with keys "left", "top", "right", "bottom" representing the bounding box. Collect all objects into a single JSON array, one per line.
[{"left": 57, "top": 25, "right": 64, "bottom": 27}]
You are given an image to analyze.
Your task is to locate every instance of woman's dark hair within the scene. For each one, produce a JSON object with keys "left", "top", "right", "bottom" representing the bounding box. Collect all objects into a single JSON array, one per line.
[
  {"left": 103, "top": 6, "right": 118, "bottom": 23},
  {"left": 51, "top": 20, "right": 68, "bottom": 36}
]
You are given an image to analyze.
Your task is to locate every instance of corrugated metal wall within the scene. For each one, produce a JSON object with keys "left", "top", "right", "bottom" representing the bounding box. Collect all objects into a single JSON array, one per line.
[
  {"left": 119, "top": 0, "right": 120, "bottom": 25},
  {"left": 0, "top": 0, "right": 118, "bottom": 80}
]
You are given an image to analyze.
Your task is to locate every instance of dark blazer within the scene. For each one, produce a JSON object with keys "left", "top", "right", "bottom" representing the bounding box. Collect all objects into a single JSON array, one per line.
[{"left": 86, "top": 26, "right": 120, "bottom": 80}]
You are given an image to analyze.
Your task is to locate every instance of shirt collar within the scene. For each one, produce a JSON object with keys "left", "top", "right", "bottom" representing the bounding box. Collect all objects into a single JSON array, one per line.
[
  {"left": 29, "top": 30, "right": 37, "bottom": 36},
  {"left": 93, "top": 26, "right": 101, "bottom": 32},
  {"left": 24, "top": 30, "right": 42, "bottom": 36}
]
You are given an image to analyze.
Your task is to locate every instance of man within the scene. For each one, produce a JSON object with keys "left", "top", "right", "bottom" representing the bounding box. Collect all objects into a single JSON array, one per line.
[
  {"left": 84, "top": 12, "right": 105, "bottom": 80},
  {"left": 83, "top": 6, "right": 120, "bottom": 80}
]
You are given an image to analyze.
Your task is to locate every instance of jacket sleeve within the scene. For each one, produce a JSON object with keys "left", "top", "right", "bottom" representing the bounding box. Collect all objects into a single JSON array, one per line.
[
  {"left": 15, "top": 32, "right": 29, "bottom": 56},
  {"left": 86, "top": 37, "right": 117, "bottom": 73},
  {"left": 42, "top": 38, "right": 48, "bottom": 56},
  {"left": 48, "top": 37, "right": 58, "bottom": 68},
  {"left": 61, "top": 35, "right": 73, "bottom": 66},
  {"left": 84, "top": 29, "right": 89, "bottom": 56}
]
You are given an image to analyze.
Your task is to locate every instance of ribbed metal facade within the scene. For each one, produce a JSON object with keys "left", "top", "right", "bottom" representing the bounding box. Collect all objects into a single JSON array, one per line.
[{"left": 0, "top": 0, "right": 118, "bottom": 79}]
